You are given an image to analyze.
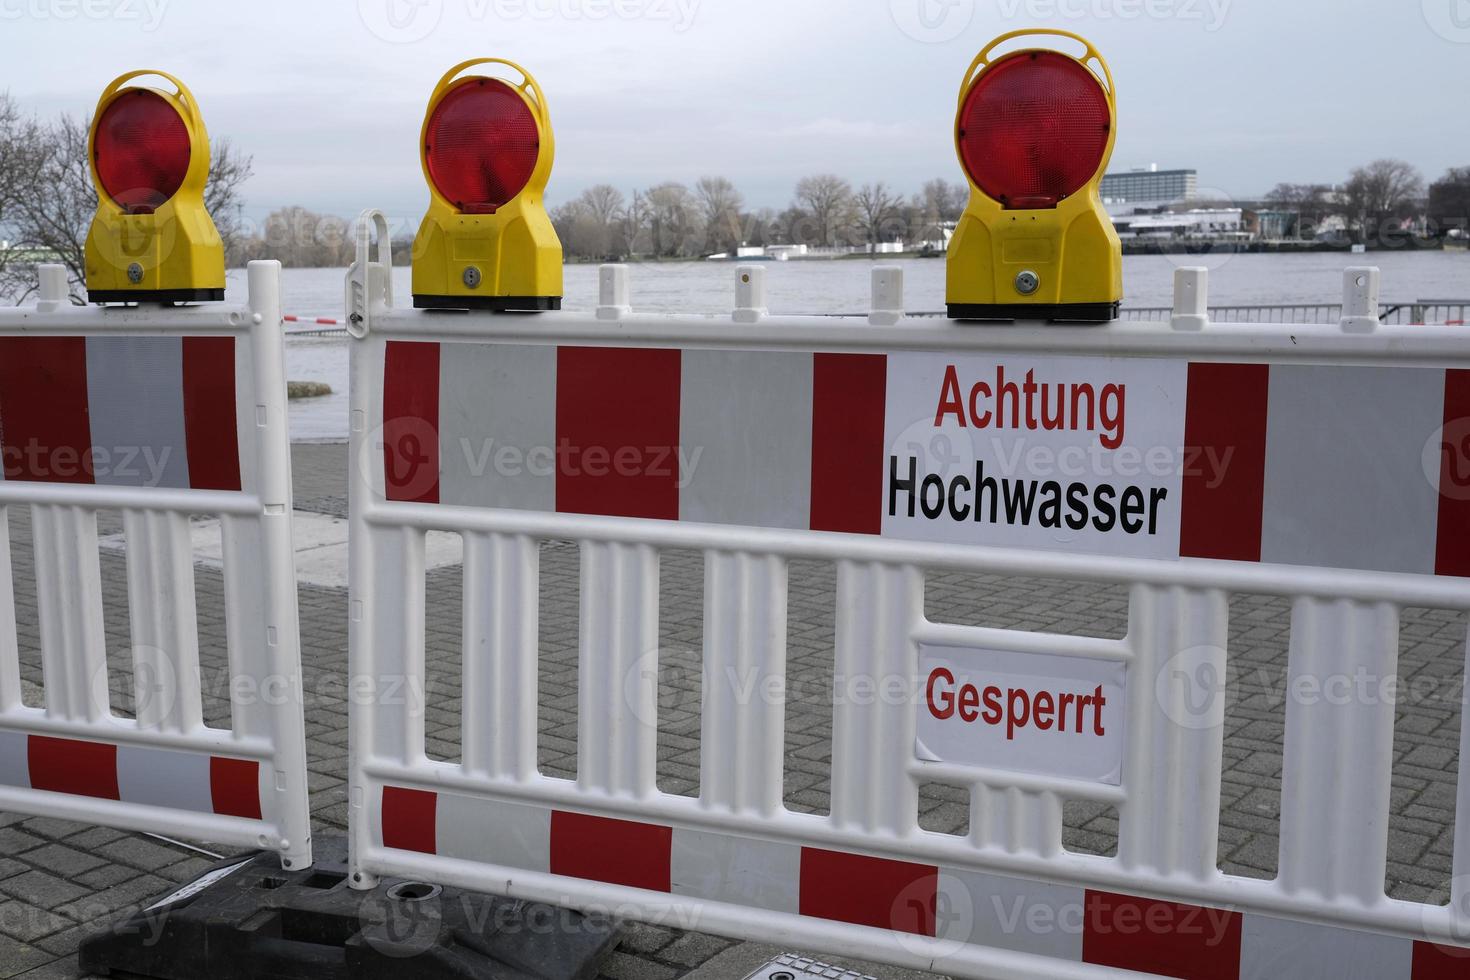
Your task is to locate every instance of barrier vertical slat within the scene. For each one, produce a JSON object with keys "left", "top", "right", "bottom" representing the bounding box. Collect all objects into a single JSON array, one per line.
[
  {"left": 830, "top": 561, "right": 921, "bottom": 835},
  {"left": 578, "top": 541, "right": 659, "bottom": 798},
  {"left": 219, "top": 514, "right": 267, "bottom": 740},
  {"left": 1119, "top": 585, "right": 1227, "bottom": 879},
  {"left": 971, "top": 784, "right": 1062, "bottom": 857},
  {"left": 122, "top": 510, "right": 203, "bottom": 734},
  {"left": 0, "top": 507, "right": 20, "bottom": 712},
  {"left": 245, "top": 261, "right": 312, "bottom": 870},
  {"left": 1278, "top": 598, "right": 1397, "bottom": 902},
  {"left": 701, "top": 550, "right": 787, "bottom": 816},
  {"left": 1453, "top": 620, "right": 1470, "bottom": 936},
  {"left": 461, "top": 532, "right": 539, "bottom": 782},
  {"left": 370, "top": 526, "right": 428, "bottom": 767},
  {"left": 32, "top": 505, "right": 109, "bottom": 723}
]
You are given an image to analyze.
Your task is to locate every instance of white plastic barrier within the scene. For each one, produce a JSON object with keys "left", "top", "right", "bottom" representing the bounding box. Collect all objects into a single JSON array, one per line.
[
  {"left": 0, "top": 262, "right": 312, "bottom": 870},
  {"left": 344, "top": 215, "right": 1470, "bottom": 978}
]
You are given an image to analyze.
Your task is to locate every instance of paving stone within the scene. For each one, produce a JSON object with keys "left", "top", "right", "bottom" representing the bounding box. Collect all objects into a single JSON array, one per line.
[
  {"left": 617, "top": 922, "right": 676, "bottom": 955},
  {"left": 0, "top": 900, "right": 73, "bottom": 943},
  {"left": 0, "top": 873, "right": 89, "bottom": 911},
  {"left": 93, "top": 839, "right": 191, "bottom": 874},
  {"left": 0, "top": 941, "right": 54, "bottom": 979},
  {"left": 0, "top": 830, "right": 46, "bottom": 856},
  {"left": 597, "top": 951, "right": 679, "bottom": 980},
  {"left": 17, "top": 820, "right": 88, "bottom": 843},
  {"left": 23, "top": 847, "right": 105, "bottom": 879},
  {"left": 660, "top": 931, "right": 735, "bottom": 968}
]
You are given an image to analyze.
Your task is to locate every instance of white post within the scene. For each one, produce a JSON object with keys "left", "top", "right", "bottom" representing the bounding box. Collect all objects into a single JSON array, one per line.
[
  {"left": 733, "top": 265, "right": 767, "bottom": 324},
  {"left": 1171, "top": 267, "right": 1209, "bottom": 331},
  {"left": 869, "top": 266, "right": 904, "bottom": 327},
  {"left": 1340, "top": 267, "right": 1380, "bottom": 333},
  {"left": 596, "top": 264, "right": 631, "bottom": 321},
  {"left": 35, "top": 265, "right": 68, "bottom": 312}
]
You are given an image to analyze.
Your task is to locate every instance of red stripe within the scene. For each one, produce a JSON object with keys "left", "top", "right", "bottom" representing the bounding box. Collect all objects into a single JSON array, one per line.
[
  {"left": 1179, "top": 363, "right": 1269, "bottom": 561},
  {"left": 381, "top": 786, "right": 437, "bottom": 854},
  {"left": 810, "top": 353, "right": 886, "bottom": 535},
  {"left": 27, "top": 736, "right": 118, "bottom": 800},
  {"left": 209, "top": 757, "right": 261, "bottom": 819},
  {"left": 1412, "top": 940, "right": 1470, "bottom": 978},
  {"left": 182, "top": 337, "right": 242, "bottom": 491},
  {"left": 383, "top": 341, "right": 441, "bottom": 504},
  {"left": 1435, "top": 369, "right": 1470, "bottom": 577},
  {"left": 1081, "top": 891, "right": 1241, "bottom": 979},
  {"left": 798, "top": 848, "right": 936, "bottom": 936},
  {"left": 549, "top": 811, "right": 671, "bottom": 892},
  {"left": 554, "top": 347, "right": 681, "bottom": 520},
  {"left": 0, "top": 338, "right": 94, "bottom": 484}
]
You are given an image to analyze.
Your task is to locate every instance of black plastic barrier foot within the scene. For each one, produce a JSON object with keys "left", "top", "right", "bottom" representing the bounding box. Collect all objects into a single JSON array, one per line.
[{"left": 78, "top": 835, "right": 622, "bottom": 979}]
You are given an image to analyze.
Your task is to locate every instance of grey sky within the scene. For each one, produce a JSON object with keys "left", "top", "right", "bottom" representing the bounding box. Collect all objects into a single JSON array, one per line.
[{"left": 1, "top": 0, "right": 1466, "bottom": 222}]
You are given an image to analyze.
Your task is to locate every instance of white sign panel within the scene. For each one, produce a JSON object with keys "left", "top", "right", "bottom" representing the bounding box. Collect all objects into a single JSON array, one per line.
[
  {"left": 917, "top": 643, "right": 1127, "bottom": 785},
  {"left": 883, "top": 353, "right": 1188, "bottom": 559}
]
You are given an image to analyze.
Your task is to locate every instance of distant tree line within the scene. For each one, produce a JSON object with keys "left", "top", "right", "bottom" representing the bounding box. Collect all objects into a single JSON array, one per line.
[
  {"left": 549, "top": 176, "right": 969, "bottom": 261},
  {"left": 1265, "top": 159, "right": 1470, "bottom": 244}
]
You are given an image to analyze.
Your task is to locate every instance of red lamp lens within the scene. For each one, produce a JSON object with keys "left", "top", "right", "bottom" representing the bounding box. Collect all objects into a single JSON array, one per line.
[
  {"left": 424, "top": 78, "right": 541, "bottom": 214},
  {"left": 957, "top": 50, "right": 1111, "bottom": 210},
  {"left": 94, "top": 89, "right": 191, "bottom": 214}
]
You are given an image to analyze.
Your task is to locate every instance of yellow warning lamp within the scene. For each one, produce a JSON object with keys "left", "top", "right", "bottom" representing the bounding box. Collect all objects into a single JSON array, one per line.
[
  {"left": 946, "top": 30, "right": 1122, "bottom": 322},
  {"left": 412, "top": 59, "right": 562, "bottom": 311},
  {"left": 85, "top": 71, "right": 224, "bottom": 303}
]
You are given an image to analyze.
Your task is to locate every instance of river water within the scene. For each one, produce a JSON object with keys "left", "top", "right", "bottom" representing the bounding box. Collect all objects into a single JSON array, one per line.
[{"left": 240, "top": 253, "right": 1470, "bottom": 441}]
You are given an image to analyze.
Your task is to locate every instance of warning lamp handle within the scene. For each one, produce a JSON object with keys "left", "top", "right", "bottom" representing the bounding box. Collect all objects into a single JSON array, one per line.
[
  {"left": 428, "top": 58, "right": 551, "bottom": 129},
  {"left": 958, "top": 29, "right": 1115, "bottom": 113},
  {"left": 94, "top": 69, "right": 207, "bottom": 137}
]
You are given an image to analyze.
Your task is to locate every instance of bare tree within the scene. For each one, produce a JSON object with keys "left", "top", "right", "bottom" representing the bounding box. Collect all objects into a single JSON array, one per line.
[
  {"left": 622, "top": 189, "right": 650, "bottom": 257},
  {"left": 694, "top": 176, "right": 744, "bottom": 253},
  {"left": 0, "top": 107, "right": 254, "bottom": 300},
  {"left": 205, "top": 137, "right": 255, "bottom": 263},
  {"left": 238, "top": 206, "right": 358, "bottom": 267},
  {"left": 561, "top": 185, "right": 626, "bottom": 258},
  {"left": 1341, "top": 159, "right": 1424, "bottom": 243},
  {"left": 0, "top": 94, "right": 46, "bottom": 297},
  {"left": 1428, "top": 167, "right": 1470, "bottom": 237},
  {"left": 854, "top": 182, "right": 902, "bottom": 249},
  {"left": 1264, "top": 182, "right": 1336, "bottom": 238},
  {"left": 917, "top": 178, "right": 967, "bottom": 222},
  {"left": 644, "top": 182, "right": 700, "bottom": 258},
  {"left": 793, "top": 174, "right": 854, "bottom": 246}
]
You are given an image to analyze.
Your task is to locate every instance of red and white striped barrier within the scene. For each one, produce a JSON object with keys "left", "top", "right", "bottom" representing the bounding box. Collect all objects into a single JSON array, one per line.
[
  {"left": 0, "top": 262, "right": 312, "bottom": 870},
  {"left": 284, "top": 314, "right": 345, "bottom": 326},
  {"left": 378, "top": 340, "right": 1470, "bottom": 578},
  {"left": 376, "top": 788, "right": 1469, "bottom": 979},
  {"left": 345, "top": 215, "right": 1470, "bottom": 980}
]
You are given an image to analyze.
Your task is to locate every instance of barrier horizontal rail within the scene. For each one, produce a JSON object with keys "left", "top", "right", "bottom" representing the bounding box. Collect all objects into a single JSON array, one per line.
[
  {"left": 0, "top": 261, "right": 312, "bottom": 871},
  {"left": 344, "top": 213, "right": 1470, "bottom": 979}
]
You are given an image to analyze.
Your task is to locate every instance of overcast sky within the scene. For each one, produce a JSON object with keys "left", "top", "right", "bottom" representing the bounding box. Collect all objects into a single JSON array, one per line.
[{"left": 2, "top": 0, "right": 1466, "bottom": 222}]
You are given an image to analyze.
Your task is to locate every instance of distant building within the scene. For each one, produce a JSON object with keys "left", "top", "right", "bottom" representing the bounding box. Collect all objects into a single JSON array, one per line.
[
  {"left": 1101, "top": 166, "right": 1198, "bottom": 206},
  {"left": 1113, "top": 208, "right": 1247, "bottom": 243}
]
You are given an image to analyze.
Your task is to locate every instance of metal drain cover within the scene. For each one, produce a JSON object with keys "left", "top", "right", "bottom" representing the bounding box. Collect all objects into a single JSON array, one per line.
[{"left": 743, "top": 952, "right": 878, "bottom": 980}]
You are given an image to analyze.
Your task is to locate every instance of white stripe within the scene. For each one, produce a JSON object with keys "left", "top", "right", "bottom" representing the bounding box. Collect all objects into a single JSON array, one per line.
[
  {"left": 1239, "top": 913, "right": 1413, "bottom": 979},
  {"left": 85, "top": 337, "right": 191, "bottom": 489},
  {"left": 435, "top": 792, "right": 550, "bottom": 872},
  {"left": 1261, "top": 365, "right": 1442, "bottom": 574},
  {"left": 670, "top": 828, "right": 799, "bottom": 913},
  {"left": 117, "top": 745, "right": 212, "bottom": 813},
  {"left": 439, "top": 342, "right": 557, "bottom": 511},
  {"left": 0, "top": 730, "right": 28, "bottom": 788},
  {"left": 936, "top": 870, "right": 1085, "bottom": 962},
  {"left": 679, "top": 350, "right": 813, "bottom": 528}
]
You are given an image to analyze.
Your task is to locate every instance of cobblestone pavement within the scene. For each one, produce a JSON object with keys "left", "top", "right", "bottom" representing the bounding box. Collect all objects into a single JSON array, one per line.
[{"left": 0, "top": 441, "right": 1464, "bottom": 978}]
